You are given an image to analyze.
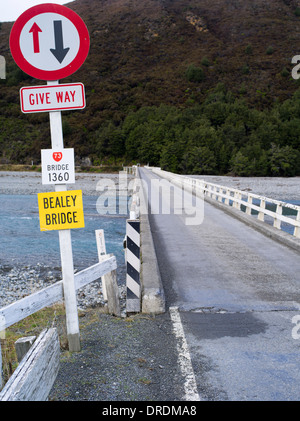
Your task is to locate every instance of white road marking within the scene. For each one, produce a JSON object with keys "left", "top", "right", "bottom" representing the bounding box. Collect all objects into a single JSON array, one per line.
[{"left": 169, "top": 306, "right": 200, "bottom": 401}]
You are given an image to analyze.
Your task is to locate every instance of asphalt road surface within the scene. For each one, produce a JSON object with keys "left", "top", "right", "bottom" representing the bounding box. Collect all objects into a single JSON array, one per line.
[{"left": 140, "top": 167, "right": 300, "bottom": 401}]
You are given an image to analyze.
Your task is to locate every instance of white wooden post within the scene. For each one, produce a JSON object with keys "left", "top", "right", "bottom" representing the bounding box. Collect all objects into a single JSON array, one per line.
[
  {"left": 95, "top": 229, "right": 107, "bottom": 301},
  {"left": 238, "top": 192, "right": 243, "bottom": 210},
  {"left": 294, "top": 210, "right": 300, "bottom": 238},
  {"left": 48, "top": 80, "right": 80, "bottom": 352},
  {"left": 232, "top": 191, "right": 237, "bottom": 208},
  {"left": 95, "top": 230, "right": 120, "bottom": 316},
  {"left": 197, "top": 180, "right": 204, "bottom": 196},
  {"left": 218, "top": 188, "right": 223, "bottom": 202},
  {"left": 246, "top": 195, "right": 252, "bottom": 215},
  {"left": 102, "top": 254, "right": 120, "bottom": 317},
  {"left": 211, "top": 186, "right": 216, "bottom": 200},
  {"left": 273, "top": 203, "right": 282, "bottom": 230},
  {"left": 234, "top": 191, "right": 241, "bottom": 210},
  {"left": 225, "top": 189, "right": 230, "bottom": 205},
  {"left": 258, "top": 199, "right": 266, "bottom": 221}
]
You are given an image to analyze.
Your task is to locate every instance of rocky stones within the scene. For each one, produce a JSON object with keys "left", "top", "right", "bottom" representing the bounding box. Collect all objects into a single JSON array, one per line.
[{"left": 0, "top": 264, "right": 126, "bottom": 314}]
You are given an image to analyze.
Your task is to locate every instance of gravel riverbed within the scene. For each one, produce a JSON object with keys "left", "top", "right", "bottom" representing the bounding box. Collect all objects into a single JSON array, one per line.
[
  {"left": 0, "top": 171, "right": 132, "bottom": 312},
  {"left": 191, "top": 175, "right": 300, "bottom": 201},
  {"left": 0, "top": 170, "right": 127, "bottom": 196}
]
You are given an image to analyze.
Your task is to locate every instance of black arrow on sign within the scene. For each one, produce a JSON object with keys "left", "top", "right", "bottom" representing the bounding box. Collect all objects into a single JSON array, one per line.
[{"left": 50, "top": 20, "right": 70, "bottom": 64}]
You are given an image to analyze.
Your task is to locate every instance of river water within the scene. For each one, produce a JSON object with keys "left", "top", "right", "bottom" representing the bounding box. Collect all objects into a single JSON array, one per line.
[
  {"left": 0, "top": 194, "right": 127, "bottom": 270},
  {"left": 0, "top": 193, "right": 128, "bottom": 308}
]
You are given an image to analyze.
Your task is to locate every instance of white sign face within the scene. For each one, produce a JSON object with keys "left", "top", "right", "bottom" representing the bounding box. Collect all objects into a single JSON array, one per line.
[
  {"left": 41, "top": 148, "right": 75, "bottom": 185},
  {"left": 10, "top": 4, "right": 90, "bottom": 81},
  {"left": 20, "top": 83, "right": 85, "bottom": 113},
  {"left": 20, "top": 13, "right": 80, "bottom": 72}
]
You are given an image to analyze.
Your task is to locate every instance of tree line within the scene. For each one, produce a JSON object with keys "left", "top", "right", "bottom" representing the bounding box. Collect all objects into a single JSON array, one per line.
[{"left": 93, "top": 83, "right": 300, "bottom": 176}]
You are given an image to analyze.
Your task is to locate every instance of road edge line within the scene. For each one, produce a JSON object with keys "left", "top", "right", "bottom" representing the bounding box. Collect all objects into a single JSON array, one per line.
[{"left": 169, "top": 306, "right": 200, "bottom": 401}]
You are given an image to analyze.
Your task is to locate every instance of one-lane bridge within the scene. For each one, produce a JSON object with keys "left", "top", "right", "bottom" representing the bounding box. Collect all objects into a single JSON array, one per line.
[{"left": 138, "top": 166, "right": 300, "bottom": 401}]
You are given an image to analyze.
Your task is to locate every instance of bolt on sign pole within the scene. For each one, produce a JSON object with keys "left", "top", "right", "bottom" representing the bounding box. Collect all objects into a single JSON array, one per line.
[
  {"left": 9, "top": 3, "right": 90, "bottom": 352},
  {"left": 48, "top": 81, "right": 80, "bottom": 352}
]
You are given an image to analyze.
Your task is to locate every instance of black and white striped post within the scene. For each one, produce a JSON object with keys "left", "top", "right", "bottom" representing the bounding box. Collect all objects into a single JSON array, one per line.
[{"left": 126, "top": 220, "right": 141, "bottom": 313}]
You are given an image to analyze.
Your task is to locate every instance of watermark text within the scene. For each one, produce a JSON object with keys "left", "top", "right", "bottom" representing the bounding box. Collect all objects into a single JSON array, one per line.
[{"left": 96, "top": 172, "right": 204, "bottom": 226}]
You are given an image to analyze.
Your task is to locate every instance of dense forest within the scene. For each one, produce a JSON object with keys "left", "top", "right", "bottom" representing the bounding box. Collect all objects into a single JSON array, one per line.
[
  {"left": 94, "top": 83, "right": 300, "bottom": 176},
  {"left": 1, "top": 0, "right": 300, "bottom": 176}
]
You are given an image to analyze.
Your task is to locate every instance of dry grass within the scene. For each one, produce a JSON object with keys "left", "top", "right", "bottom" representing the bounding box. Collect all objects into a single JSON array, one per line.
[{"left": 0, "top": 304, "right": 67, "bottom": 388}]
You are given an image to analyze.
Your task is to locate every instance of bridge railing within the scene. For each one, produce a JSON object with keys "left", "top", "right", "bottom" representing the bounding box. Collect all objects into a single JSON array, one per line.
[
  {"left": 197, "top": 179, "right": 300, "bottom": 237},
  {"left": 123, "top": 165, "right": 138, "bottom": 176},
  {"left": 150, "top": 168, "right": 300, "bottom": 238}
]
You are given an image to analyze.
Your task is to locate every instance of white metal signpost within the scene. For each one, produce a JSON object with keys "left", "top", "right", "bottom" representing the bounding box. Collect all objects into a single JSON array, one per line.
[{"left": 10, "top": 4, "right": 90, "bottom": 352}]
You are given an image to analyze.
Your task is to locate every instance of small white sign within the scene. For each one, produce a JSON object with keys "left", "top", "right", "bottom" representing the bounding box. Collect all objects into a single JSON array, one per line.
[
  {"left": 41, "top": 148, "right": 75, "bottom": 185},
  {"left": 95, "top": 229, "right": 107, "bottom": 260},
  {"left": 20, "top": 83, "right": 85, "bottom": 113}
]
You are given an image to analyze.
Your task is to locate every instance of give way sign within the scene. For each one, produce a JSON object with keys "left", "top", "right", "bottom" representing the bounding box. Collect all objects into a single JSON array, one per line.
[{"left": 9, "top": 3, "right": 90, "bottom": 81}]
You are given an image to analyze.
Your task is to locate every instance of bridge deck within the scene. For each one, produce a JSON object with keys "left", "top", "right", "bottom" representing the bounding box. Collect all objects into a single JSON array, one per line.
[{"left": 140, "top": 167, "right": 300, "bottom": 401}]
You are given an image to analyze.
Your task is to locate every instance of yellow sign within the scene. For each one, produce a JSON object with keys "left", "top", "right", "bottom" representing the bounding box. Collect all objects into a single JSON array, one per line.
[{"left": 38, "top": 190, "right": 85, "bottom": 231}]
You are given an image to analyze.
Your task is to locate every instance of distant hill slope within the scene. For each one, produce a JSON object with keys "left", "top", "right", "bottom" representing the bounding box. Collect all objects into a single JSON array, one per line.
[
  {"left": 1, "top": 0, "right": 300, "bottom": 173},
  {"left": 70, "top": 0, "right": 300, "bottom": 106}
]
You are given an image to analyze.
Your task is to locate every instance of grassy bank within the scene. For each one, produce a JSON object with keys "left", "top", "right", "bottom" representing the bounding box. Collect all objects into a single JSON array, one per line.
[{"left": 0, "top": 304, "right": 67, "bottom": 387}]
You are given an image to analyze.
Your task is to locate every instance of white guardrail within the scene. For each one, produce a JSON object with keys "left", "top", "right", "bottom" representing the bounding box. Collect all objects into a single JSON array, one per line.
[{"left": 150, "top": 168, "right": 300, "bottom": 239}]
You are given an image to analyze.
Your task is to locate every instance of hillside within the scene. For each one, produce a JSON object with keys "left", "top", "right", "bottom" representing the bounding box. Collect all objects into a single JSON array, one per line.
[{"left": 1, "top": 0, "right": 300, "bottom": 175}]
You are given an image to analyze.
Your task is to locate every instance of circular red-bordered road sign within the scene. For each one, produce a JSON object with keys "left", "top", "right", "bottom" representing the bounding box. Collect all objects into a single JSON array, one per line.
[{"left": 10, "top": 3, "right": 90, "bottom": 80}]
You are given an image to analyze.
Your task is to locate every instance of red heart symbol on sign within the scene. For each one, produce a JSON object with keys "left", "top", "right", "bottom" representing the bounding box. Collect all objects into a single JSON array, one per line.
[{"left": 53, "top": 152, "right": 63, "bottom": 162}]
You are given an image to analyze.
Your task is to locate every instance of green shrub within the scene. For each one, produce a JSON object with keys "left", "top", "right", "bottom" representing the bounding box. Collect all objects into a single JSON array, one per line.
[
  {"left": 242, "top": 64, "right": 250, "bottom": 74},
  {"left": 245, "top": 44, "right": 253, "bottom": 55},
  {"left": 201, "top": 57, "right": 210, "bottom": 67},
  {"left": 185, "top": 64, "right": 205, "bottom": 82},
  {"left": 281, "top": 67, "right": 289, "bottom": 77}
]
